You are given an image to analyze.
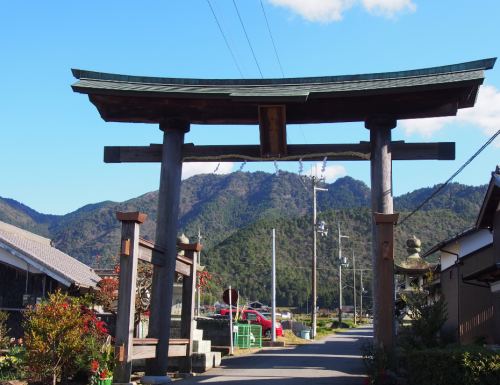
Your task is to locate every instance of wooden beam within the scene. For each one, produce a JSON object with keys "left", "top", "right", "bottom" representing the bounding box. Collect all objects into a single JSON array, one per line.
[
  {"left": 104, "top": 142, "right": 455, "bottom": 163},
  {"left": 132, "top": 346, "right": 157, "bottom": 360},
  {"left": 175, "top": 260, "right": 191, "bottom": 276},
  {"left": 138, "top": 238, "right": 165, "bottom": 267}
]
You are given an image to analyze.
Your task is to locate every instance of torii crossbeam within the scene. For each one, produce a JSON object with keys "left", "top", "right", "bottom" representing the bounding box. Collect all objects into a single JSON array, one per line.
[{"left": 71, "top": 58, "right": 496, "bottom": 374}]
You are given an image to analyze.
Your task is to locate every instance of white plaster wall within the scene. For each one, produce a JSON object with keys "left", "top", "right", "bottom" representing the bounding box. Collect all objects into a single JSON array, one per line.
[
  {"left": 459, "top": 229, "right": 492, "bottom": 257},
  {"left": 441, "top": 243, "right": 460, "bottom": 271},
  {"left": 440, "top": 229, "right": 493, "bottom": 271},
  {"left": 0, "top": 246, "right": 42, "bottom": 273}
]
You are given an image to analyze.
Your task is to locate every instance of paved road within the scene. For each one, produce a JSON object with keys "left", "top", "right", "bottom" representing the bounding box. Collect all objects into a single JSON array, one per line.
[{"left": 181, "top": 324, "right": 372, "bottom": 385}]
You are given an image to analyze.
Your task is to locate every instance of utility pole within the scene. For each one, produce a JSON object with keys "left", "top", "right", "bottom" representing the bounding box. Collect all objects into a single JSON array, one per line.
[
  {"left": 360, "top": 267, "right": 363, "bottom": 322},
  {"left": 353, "top": 251, "right": 356, "bottom": 325},
  {"left": 311, "top": 173, "right": 328, "bottom": 339},
  {"left": 271, "top": 228, "right": 276, "bottom": 341},
  {"left": 338, "top": 222, "right": 349, "bottom": 328}
]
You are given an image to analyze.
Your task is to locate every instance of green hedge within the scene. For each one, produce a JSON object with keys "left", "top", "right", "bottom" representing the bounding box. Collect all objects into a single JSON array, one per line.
[
  {"left": 331, "top": 320, "right": 352, "bottom": 329},
  {"left": 407, "top": 345, "right": 500, "bottom": 385}
]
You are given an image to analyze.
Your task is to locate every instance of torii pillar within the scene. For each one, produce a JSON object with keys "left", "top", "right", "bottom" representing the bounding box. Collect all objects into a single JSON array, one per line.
[
  {"left": 146, "top": 118, "right": 190, "bottom": 376},
  {"left": 366, "top": 114, "right": 396, "bottom": 346}
]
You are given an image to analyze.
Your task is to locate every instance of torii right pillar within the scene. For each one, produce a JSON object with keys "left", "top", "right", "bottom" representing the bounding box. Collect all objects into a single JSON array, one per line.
[{"left": 366, "top": 114, "right": 396, "bottom": 348}]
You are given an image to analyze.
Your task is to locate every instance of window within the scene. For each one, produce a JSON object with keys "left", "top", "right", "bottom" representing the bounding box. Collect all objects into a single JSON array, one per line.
[{"left": 246, "top": 313, "right": 258, "bottom": 321}]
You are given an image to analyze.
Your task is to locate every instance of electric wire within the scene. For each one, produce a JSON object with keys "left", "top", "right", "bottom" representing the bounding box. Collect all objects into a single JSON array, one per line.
[
  {"left": 259, "top": 0, "right": 284, "bottom": 78},
  {"left": 214, "top": 0, "right": 250, "bottom": 78},
  {"left": 398, "top": 128, "right": 500, "bottom": 226},
  {"left": 206, "top": 0, "right": 244, "bottom": 79},
  {"left": 232, "top": 0, "right": 263, "bottom": 78}
]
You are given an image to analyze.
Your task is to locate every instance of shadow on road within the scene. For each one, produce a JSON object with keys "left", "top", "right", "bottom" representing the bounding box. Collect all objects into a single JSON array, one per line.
[{"left": 177, "top": 325, "right": 373, "bottom": 384}]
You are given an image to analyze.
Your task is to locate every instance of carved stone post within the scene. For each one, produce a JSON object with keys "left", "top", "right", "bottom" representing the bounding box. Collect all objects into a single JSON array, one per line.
[
  {"left": 113, "top": 211, "right": 146, "bottom": 385},
  {"left": 374, "top": 212, "right": 399, "bottom": 354},
  {"left": 366, "top": 114, "right": 396, "bottom": 345},
  {"left": 147, "top": 118, "right": 190, "bottom": 376}
]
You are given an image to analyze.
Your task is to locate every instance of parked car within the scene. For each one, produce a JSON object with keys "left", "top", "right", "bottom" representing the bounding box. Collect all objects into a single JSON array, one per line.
[
  {"left": 370, "top": 316, "right": 373, "bottom": 324},
  {"left": 220, "top": 308, "right": 283, "bottom": 338}
]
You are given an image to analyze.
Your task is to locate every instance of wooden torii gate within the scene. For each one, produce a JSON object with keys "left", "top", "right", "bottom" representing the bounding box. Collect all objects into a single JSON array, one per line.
[
  {"left": 113, "top": 211, "right": 201, "bottom": 384},
  {"left": 71, "top": 58, "right": 496, "bottom": 374}
]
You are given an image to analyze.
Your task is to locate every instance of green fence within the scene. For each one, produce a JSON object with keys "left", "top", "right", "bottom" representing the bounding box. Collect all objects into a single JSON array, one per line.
[{"left": 235, "top": 323, "right": 262, "bottom": 348}]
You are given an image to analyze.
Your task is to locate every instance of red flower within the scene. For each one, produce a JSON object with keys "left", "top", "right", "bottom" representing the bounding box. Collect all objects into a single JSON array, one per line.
[
  {"left": 364, "top": 376, "right": 371, "bottom": 385},
  {"left": 96, "top": 255, "right": 99, "bottom": 258},
  {"left": 91, "top": 360, "right": 99, "bottom": 373}
]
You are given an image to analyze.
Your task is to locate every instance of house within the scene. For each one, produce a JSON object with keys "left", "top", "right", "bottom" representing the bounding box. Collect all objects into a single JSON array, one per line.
[
  {"left": 421, "top": 167, "right": 500, "bottom": 344},
  {"left": 0, "top": 221, "right": 101, "bottom": 337},
  {"left": 249, "top": 301, "right": 268, "bottom": 311}
]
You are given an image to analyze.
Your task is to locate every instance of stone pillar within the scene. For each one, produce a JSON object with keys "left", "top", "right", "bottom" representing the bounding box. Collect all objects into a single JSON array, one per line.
[
  {"left": 147, "top": 118, "right": 190, "bottom": 376},
  {"left": 365, "top": 114, "right": 396, "bottom": 345}
]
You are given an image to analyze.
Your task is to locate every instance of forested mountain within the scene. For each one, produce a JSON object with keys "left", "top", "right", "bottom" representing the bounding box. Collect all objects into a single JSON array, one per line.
[
  {"left": 0, "top": 171, "right": 487, "bottom": 295},
  {"left": 202, "top": 205, "right": 478, "bottom": 309}
]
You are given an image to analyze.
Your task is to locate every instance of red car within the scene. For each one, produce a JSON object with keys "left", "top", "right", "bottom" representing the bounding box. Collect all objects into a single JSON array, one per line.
[{"left": 220, "top": 309, "right": 283, "bottom": 338}]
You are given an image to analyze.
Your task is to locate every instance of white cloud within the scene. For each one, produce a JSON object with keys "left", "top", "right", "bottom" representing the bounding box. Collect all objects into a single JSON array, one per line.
[
  {"left": 361, "top": 0, "right": 416, "bottom": 17},
  {"left": 182, "top": 162, "right": 234, "bottom": 180},
  {"left": 268, "top": 0, "right": 416, "bottom": 22},
  {"left": 399, "top": 116, "right": 455, "bottom": 138},
  {"left": 307, "top": 162, "right": 347, "bottom": 181},
  {"left": 399, "top": 85, "right": 500, "bottom": 143}
]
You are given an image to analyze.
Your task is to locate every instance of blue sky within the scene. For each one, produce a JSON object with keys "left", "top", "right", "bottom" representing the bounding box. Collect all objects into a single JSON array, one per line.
[{"left": 1, "top": 0, "right": 499, "bottom": 215}]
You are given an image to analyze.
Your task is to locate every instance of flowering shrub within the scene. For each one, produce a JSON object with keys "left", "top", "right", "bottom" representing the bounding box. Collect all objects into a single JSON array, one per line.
[
  {"left": 23, "top": 291, "right": 88, "bottom": 385},
  {"left": 23, "top": 290, "right": 111, "bottom": 385},
  {"left": 96, "top": 278, "right": 119, "bottom": 314}
]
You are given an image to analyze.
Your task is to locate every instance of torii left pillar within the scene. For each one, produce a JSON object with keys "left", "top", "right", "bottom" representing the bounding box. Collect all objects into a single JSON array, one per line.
[
  {"left": 373, "top": 212, "right": 399, "bottom": 355},
  {"left": 114, "top": 211, "right": 146, "bottom": 385},
  {"left": 147, "top": 118, "right": 190, "bottom": 376}
]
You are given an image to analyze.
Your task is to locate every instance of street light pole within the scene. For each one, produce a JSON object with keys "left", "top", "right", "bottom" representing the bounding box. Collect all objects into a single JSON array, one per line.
[{"left": 338, "top": 222, "right": 349, "bottom": 328}]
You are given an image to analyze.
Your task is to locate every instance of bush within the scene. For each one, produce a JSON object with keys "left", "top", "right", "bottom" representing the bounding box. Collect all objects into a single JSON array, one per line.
[
  {"left": 0, "top": 346, "right": 27, "bottom": 380},
  {"left": 398, "top": 284, "right": 452, "bottom": 351},
  {"left": 331, "top": 320, "right": 352, "bottom": 329},
  {"left": 407, "top": 345, "right": 500, "bottom": 385},
  {"left": 23, "top": 290, "right": 110, "bottom": 385},
  {"left": 0, "top": 310, "right": 10, "bottom": 349}
]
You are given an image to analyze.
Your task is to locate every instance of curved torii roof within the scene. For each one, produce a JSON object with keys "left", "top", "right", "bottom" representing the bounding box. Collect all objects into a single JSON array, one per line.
[{"left": 71, "top": 58, "right": 496, "bottom": 125}]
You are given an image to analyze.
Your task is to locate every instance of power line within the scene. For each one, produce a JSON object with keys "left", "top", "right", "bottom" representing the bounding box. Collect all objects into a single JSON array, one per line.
[
  {"left": 206, "top": 0, "right": 244, "bottom": 79},
  {"left": 214, "top": 0, "right": 250, "bottom": 78},
  {"left": 259, "top": 0, "right": 284, "bottom": 78},
  {"left": 398, "top": 128, "right": 500, "bottom": 226},
  {"left": 232, "top": 0, "right": 263, "bottom": 78}
]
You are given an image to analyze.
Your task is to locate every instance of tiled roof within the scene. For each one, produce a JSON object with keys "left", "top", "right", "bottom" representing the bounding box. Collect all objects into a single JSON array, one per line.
[
  {"left": 71, "top": 59, "right": 496, "bottom": 102},
  {"left": 0, "top": 221, "right": 101, "bottom": 288},
  {"left": 71, "top": 58, "right": 496, "bottom": 87}
]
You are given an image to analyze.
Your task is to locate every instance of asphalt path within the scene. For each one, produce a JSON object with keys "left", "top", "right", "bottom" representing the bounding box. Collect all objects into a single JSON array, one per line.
[{"left": 179, "top": 324, "right": 372, "bottom": 385}]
